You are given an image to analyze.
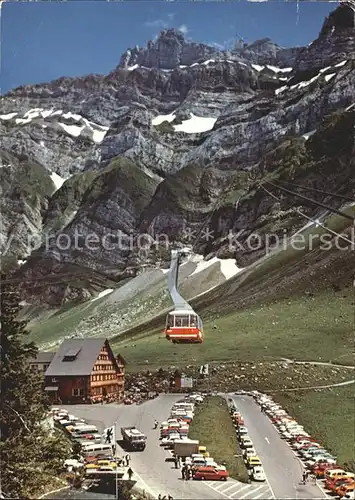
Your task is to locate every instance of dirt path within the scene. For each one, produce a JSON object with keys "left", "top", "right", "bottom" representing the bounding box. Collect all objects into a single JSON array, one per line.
[{"left": 280, "top": 358, "right": 354, "bottom": 369}]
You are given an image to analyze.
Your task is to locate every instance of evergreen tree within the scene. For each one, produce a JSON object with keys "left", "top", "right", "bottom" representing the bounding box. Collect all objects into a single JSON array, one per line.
[{"left": 0, "top": 275, "right": 70, "bottom": 498}]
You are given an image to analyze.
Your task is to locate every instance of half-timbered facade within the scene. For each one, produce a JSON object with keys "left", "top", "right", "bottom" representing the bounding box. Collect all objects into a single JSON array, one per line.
[{"left": 44, "top": 338, "right": 125, "bottom": 404}]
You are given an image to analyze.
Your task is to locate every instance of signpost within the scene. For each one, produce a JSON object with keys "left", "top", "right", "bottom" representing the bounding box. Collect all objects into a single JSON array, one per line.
[
  {"left": 181, "top": 377, "right": 193, "bottom": 388},
  {"left": 103, "top": 425, "right": 117, "bottom": 497}
]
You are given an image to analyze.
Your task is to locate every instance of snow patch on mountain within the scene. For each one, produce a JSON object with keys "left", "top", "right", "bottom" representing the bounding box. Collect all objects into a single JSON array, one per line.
[
  {"left": 0, "top": 112, "right": 17, "bottom": 120},
  {"left": 302, "top": 130, "right": 316, "bottom": 140},
  {"left": 152, "top": 111, "right": 216, "bottom": 133},
  {"left": 251, "top": 64, "right": 265, "bottom": 72},
  {"left": 0, "top": 108, "right": 109, "bottom": 144},
  {"left": 91, "top": 288, "right": 114, "bottom": 302},
  {"left": 325, "top": 73, "right": 336, "bottom": 82},
  {"left": 190, "top": 255, "right": 241, "bottom": 280},
  {"left": 173, "top": 113, "right": 217, "bottom": 133},
  {"left": 50, "top": 171, "right": 66, "bottom": 191},
  {"left": 151, "top": 112, "right": 176, "bottom": 126},
  {"left": 334, "top": 60, "right": 347, "bottom": 68},
  {"left": 266, "top": 65, "right": 292, "bottom": 73}
]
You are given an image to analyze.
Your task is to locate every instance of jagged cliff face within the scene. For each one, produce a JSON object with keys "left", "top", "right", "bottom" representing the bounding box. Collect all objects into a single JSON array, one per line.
[{"left": 1, "top": 3, "right": 354, "bottom": 305}]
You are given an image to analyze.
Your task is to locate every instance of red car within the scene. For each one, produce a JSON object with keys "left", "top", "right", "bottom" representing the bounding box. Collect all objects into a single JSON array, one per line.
[
  {"left": 81, "top": 433, "right": 96, "bottom": 440},
  {"left": 290, "top": 436, "right": 318, "bottom": 444},
  {"left": 325, "top": 477, "right": 354, "bottom": 491},
  {"left": 193, "top": 466, "right": 228, "bottom": 481},
  {"left": 313, "top": 464, "right": 340, "bottom": 478}
]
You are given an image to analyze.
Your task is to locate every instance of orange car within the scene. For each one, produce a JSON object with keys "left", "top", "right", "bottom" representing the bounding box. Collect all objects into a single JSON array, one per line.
[
  {"left": 326, "top": 477, "right": 354, "bottom": 492},
  {"left": 335, "top": 482, "right": 355, "bottom": 498},
  {"left": 193, "top": 466, "right": 228, "bottom": 481}
]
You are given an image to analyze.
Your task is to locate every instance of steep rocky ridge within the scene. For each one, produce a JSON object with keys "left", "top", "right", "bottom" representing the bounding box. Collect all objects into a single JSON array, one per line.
[
  {"left": 1, "top": 3, "right": 354, "bottom": 307},
  {"left": 0, "top": 149, "right": 55, "bottom": 262},
  {"left": 119, "top": 29, "right": 302, "bottom": 70}
]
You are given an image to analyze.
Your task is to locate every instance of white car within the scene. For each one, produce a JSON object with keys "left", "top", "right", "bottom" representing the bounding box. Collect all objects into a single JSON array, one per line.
[
  {"left": 305, "top": 455, "right": 337, "bottom": 467},
  {"left": 237, "top": 426, "right": 248, "bottom": 435},
  {"left": 161, "top": 433, "right": 180, "bottom": 445},
  {"left": 244, "top": 448, "right": 257, "bottom": 459},
  {"left": 240, "top": 437, "right": 254, "bottom": 449},
  {"left": 252, "top": 466, "right": 266, "bottom": 481},
  {"left": 64, "top": 459, "right": 84, "bottom": 469},
  {"left": 204, "top": 458, "right": 227, "bottom": 471}
]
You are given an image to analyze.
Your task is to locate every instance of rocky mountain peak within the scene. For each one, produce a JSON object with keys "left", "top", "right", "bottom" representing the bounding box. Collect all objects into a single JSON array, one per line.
[
  {"left": 157, "top": 28, "right": 186, "bottom": 44},
  {"left": 119, "top": 29, "right": 217, "bottom": 70},
  {"left": 320, "top": 2, "right": 354, "bottom": 36},
  {"left": 291, "top": 2, "right": 354, "bottom": 78}
]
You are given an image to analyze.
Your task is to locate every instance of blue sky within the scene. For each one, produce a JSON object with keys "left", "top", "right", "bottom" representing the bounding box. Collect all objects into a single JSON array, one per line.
[{"left": 1, "top": 1, "right": 338, "bottom": 94}]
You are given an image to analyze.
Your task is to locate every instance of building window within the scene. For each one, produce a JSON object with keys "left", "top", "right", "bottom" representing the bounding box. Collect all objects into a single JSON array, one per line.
[
  {"left": 52, "top": 377, "right": 58, "bottom": 383},
  {"left": 72, "top": 388, "right": 84, "bottom": 396}
]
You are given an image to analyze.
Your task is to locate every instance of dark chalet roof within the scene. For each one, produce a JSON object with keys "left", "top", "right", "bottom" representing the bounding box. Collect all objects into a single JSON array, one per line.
[
  {"left": 45, "top": 338, "right": 119, "bottom": 377},
  {"left": 30, "top": 351, "right": 56, "bottom": 364}
]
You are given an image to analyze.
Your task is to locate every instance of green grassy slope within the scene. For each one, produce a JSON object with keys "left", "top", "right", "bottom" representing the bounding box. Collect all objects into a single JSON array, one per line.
[
  {"left": 111, "top": 206, "right": 354, "bottom": 369},
  {"left": 274, "top": 385, "right": 355, "bottom": 468},
  {"left": 113, "top": 289, "right": 354, "bottom": 370}
]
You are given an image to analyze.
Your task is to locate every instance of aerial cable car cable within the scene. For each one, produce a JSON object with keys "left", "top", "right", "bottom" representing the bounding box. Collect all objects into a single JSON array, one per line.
[
  {"left": 296, "top": 209, "right": 353, "bottom": 245},
  {"left": 265, "top": 181, "right": 355, "bottom": 222},
  {"left": 164, "top": 184, "right": 232, "bottom": 344},
  {"left": 259, "top": 184, "right": 353, "bottom": 245},
  {"left": 274, "top": 180, "right": 355, "bottom": 203}
]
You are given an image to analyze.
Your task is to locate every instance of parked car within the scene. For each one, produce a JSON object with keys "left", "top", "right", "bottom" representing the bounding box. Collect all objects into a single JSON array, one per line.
[
  {"left": 240, "top": 436, "right": 254, "bottom": 449},
  {"left": 246, "top": 456, "right": 262, "bottom": 469},
  {"left": 161, "top": 433, "right": 181, "bottom": 446},
  {"left": 335, "top": 482, "right": 355, "bottom": 498},
  {"left": 326, "top": 477, "right": 355, "bottom": 492},
  {"left": 313, "top": 464, "right": 341, "bottom": 478},
  {"left": 243, "top": 448, "right": 257, "bottom": 459},
  {"left": 193, "top": 466, "right": 228, "bottom": 481},
  {"left": 252, "top": 466, "right": 266, "bottom": 481}
]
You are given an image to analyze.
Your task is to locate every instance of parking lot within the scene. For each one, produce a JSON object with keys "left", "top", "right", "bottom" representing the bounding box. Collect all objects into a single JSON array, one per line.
[{"left": 59, "top": 393, "right": 328, "bottom": 499}]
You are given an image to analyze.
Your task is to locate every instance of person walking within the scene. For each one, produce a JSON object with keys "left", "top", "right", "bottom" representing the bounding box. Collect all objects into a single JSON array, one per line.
[
  {"left": 127, "top": 467, "right": 133, "bottom": 481},
  {"left": 181, "top": 465, "right": 186, "bottom": 480},
  {"left": 302, "top": 470, "right": 308, "bottom": 484},
  {"left": 125, "top": 454, "right": 130, "bottom": 466},
  {"left": 154, "top": 419, "right": 159, "bottom": 429},
  {"left": 174, "top": 456, "right": 179, "bottom": 469}
]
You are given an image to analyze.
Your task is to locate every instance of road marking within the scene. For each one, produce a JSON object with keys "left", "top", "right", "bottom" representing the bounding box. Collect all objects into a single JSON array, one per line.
[
  {"left": 231, "top": 484, "right": 251, "bottom": 494},
  {"left": 250, "top": 485, "right": 266, "bottom": 495},
  {"left": 265, "top": 437, "right": 270, "bottom": 444},
  {"left": 254, "top": 491, "right": 269, "bottom": 499},
  {"left": 264, "top": 471, "right": 276, "bottom": 499},
  {"left": 213, "top": 482, "right": 230, "bottom": 491},
  {"left": 203, "top": 482, "right": 231, "bottom": 498},
  {"left": 222, "top": 483, "right": 242, "bottom": 493}
]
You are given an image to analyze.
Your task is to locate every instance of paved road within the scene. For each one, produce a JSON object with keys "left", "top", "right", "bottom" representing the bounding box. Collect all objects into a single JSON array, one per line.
[{"left": 231, "top": 395, "right": 327, "bottom": 499}]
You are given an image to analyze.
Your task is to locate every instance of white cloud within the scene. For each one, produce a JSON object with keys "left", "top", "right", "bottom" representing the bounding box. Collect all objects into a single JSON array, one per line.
[
  {"left": 167, "top": 13, "right": 175, "bottom": 20},
  {"left": 144, "top": 19, "right": 168, "bottom": 28},
  {"left": 178, "top": 24, "right": 188, "bottom": 34}
]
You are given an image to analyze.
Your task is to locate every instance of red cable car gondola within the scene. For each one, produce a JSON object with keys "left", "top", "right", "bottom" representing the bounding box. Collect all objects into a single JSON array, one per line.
[{"left": 164, "top": 249, "right": 204, "bottom": 344}]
